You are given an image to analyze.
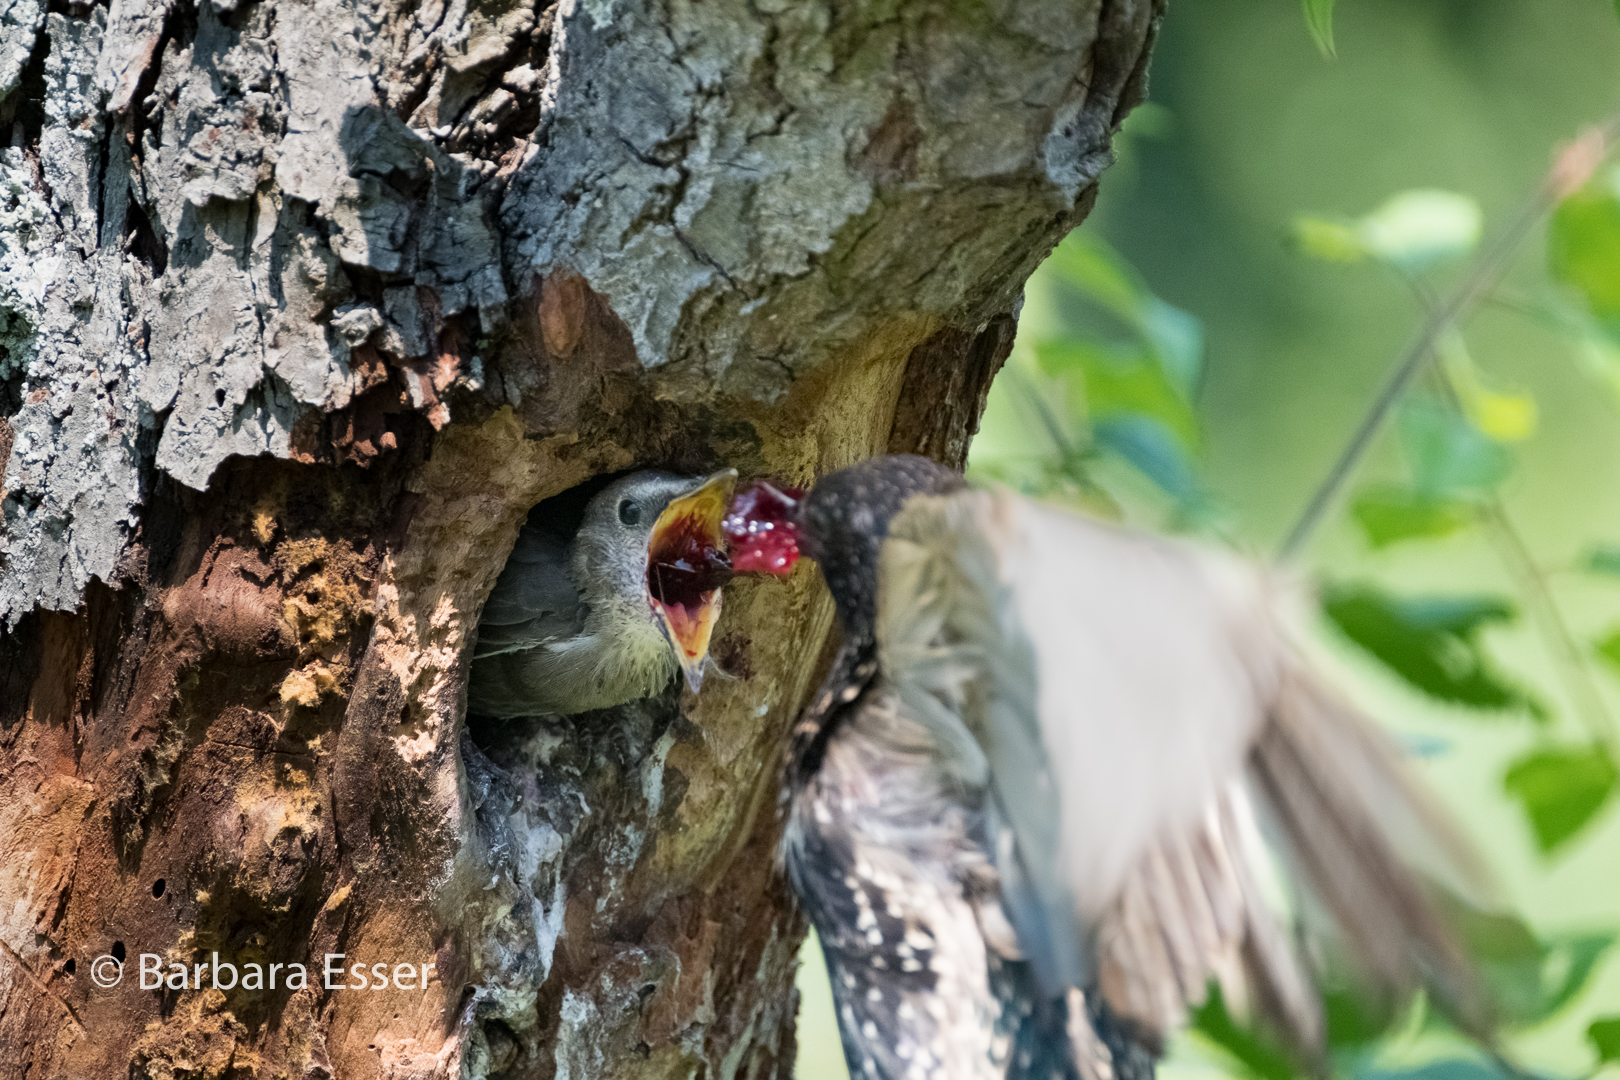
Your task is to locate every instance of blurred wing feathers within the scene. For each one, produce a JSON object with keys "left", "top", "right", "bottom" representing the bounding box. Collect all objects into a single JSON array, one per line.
[
  {"left": 1096, "top": 784, "right": 1319, "bottom": 1050},
  {"left": 1248, "top": 662, "right": 1485, "bottom": 1031},
  {"left": 882, "top": 493, "right": 1088, "bottom": 994},
  {"left": 884, "top": 484, "right": 1481, "bottom": 1058}
]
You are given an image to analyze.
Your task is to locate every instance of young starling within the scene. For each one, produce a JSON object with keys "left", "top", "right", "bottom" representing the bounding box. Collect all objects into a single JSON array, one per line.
[
  {"left": 746, "top": 455, "right": 1485, "bottom": 1080},
  {"left": 469, "top": 469, "right": 737, "bottom": 717}
]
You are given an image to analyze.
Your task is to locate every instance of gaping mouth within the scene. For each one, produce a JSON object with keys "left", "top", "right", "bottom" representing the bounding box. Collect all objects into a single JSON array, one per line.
[{"left": 648, "top": 469, "right": 737, "bottom": 693}]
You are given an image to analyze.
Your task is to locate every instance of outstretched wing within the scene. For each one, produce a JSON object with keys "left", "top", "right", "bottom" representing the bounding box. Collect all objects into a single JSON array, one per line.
[{"left": 881, "top": 487, "right": 1482, "bottom": 1055}]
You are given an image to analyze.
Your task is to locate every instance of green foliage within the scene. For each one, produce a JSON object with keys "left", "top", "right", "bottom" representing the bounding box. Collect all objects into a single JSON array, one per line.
[
  {"left": 1322, "top": 984, "right": 1403, "bottom": 1050},
  {"left": 1503, "top": 745, "right": 1619, "bottom": 854},
  {"left": 1357, "top": 1060, "right": 1513, "bottom": 1080},
  {"left": 1595, "top": 628, "right": 1620, "bottom": 671},
  {"left": 1351, "top": 486, "right": 1477, "bottom": 549},
  {"left": 1042, "top": 232, "right": 1205, "bottom": 396},
  {"left": 1454, "top": 905, "right": 1615, "bottom": 1023},
  {"left": 1585, "top": 546, "right": 1620, "bottom": 577},
  {"left": 1036, "top": 340, "right": 1199, "bottom": 446},
  {"left": 1321, "top": 584, "right": 1540, "bottom": 715},
  {"left": 1294, "top": 216, "right": 1365, "bottom": 261},
  {"left": 1301, "top": 0, "right": 1338, "bottom": 58},
  {"left": 1190, "top": 982, "right": 1298, "bottom": 1080},
  {"left": 1188, "top": 908, "right": 1615, "bottom": 1080},
  {"left": 1294, "top": 190, "right": 1482, "bottom": 271},
  {"left": 973, "top": 230, "right": 1207, "bottom": 512},
  {"left": 965, "top": 104, "right": 1620, "bottom": 1076},
  {"left": 1586, "top": 1016, "right": 1620, "bottom": 1062},
  {"left": 1438, "top": 332, "right": 1538, "bottom": 444},
  {"left": 1550, "top": 172, "right": 1620, "bottom": 326},
  {"left": 1359, "top": 191, "right": 1483, "bottom": 271},
  {"left": 1398, "top": 399, "right": 1513, "bottom": 499}
]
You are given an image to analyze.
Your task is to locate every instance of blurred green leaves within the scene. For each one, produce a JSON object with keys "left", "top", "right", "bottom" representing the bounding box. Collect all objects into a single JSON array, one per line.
[
  {"left": 1292, "top": 192, "right": 1528, "bottom": 557},
  {"left": 1301, "top": 0, "right": 1338, "bottom": 58},
  {"left": 1586, "top": 1016, "right": 1620, "bottom": 1063},
  {"left": 1041, "top": 231, "right": 1205, "bottom": 396},
  {"left": 1549, "top": 170, "right": 1620, "bottom": 326},
  {"left": 1191, "top": 982, "right": 1298, "bottom": 1080},
  {"left": 1357, "top": 1061, "right": 1512, "bottom": 1080},
  {"left": 1343, "top": 393, "right": 1521, "bottom": 552},
  {"left": 1191, "top": 906, "right": 1616, "bottom": 1080},
  {"left": 1503, "top": 745, "right": 1618, "bottom": 853},
  {"left": 1321, "top": 584, "right": 1540, "bottom": 715},
  {"left": 1454, "top": 906, "right": 1615, "bottom": 1022},
  {"left": 1399, "top": 399, "right": 1513, "bottom": 498},
  {"left": 1294, "top": 190, "right": 1482, "bottom": 271},
  {"left": 1440, "top": 333, "right": 1538, "bottom": 444},
  {"left": 1549, "top": 165, "right": 1620, "bottom": 423},
  {"left": 1595, "top": 628, "right": 1620, "bottom": 671},
  {"left": 974, "top": 230, "right": 1208, "bottom": 514},
  {"left": 1585, "top": 547, "right": 1620, "bottom": 577},
  {"left": 1286, "top": 173, "right": 1620, "bottom": 863},
  {"left": 1351, "top": 487, "right": 1476, "bottom": 549}
]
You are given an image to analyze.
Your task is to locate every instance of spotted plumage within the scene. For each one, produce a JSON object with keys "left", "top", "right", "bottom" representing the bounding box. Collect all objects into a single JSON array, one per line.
[{"left": 778, "top": 455, "right": 1485, "bottom": 1080}]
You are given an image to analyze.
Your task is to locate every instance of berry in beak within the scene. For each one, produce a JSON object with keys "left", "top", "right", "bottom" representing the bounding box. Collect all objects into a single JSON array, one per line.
[
  {"left": 724, "top": 480, "right": 806, "bottom": 577},
  {"left": 648, "top": 469, "right": 738, "bottom": 693}
]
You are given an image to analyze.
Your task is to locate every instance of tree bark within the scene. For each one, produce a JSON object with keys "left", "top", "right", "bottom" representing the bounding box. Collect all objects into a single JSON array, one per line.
[{"left": 0, "top": 0, "right": 1159, "bottom": 1076}]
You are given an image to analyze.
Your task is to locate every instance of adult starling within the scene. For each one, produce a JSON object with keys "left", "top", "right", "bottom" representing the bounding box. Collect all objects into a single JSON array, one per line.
[
  {"left": 469, "top": 469, "right": 737, "bottom": 717},
  {"left": 749, "top": 455, "right": 1484, "bottom": 1080}
]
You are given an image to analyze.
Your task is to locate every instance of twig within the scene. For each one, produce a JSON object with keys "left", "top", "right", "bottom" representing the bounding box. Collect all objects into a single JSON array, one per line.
[
  {"left": 1277, "top": 115, "right": 1620, "bottom": 562},
  {"left": 1410, "top": 287, "right": 1617, "bottom": 745},
  {"left": 1482, "top": 499, "right": 1618, "bottom": 745},
  {"left": 1009, "top": 366, "right": 1080, "bottom": 461}
]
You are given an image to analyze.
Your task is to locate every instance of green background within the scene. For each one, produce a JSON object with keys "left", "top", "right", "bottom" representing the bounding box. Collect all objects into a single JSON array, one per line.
[{"left": 794, "top": 0, "right": 1620, "bottom": 1076}]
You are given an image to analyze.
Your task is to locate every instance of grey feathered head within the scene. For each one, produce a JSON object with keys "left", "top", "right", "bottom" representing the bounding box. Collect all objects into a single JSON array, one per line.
[{"left": 574, "top": 469, "right": 738, "bottom": 692}]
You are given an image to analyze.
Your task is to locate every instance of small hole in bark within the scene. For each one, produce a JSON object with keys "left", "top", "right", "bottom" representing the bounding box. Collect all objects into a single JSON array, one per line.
[
  {"left": 151, "top": 878, "right": 166, "bottom": 898},
  {"left": 482, "top": 1019, "right": 521, "bottom": 1074},
  {"left": 111, "top": 941, "right": 126, "bottom": 962},
  {"left": 63, "top": 958, "right": 75, "bottom": 975}
]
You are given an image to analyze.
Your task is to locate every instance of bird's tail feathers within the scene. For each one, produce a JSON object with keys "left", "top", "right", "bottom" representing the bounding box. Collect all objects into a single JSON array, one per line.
[
  {"left": 1248, "top": 656, "right": 1494, "bottom": 1042},
  {"left": 1095, "top": 655, "right": 1494, "bottom": 1066},
  {"left": 1094, "top": 783, "right": 1322, "bottom": 1057}
]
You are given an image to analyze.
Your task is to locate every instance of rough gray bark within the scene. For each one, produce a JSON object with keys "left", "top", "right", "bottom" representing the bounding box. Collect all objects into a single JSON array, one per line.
[{"left": 0, "top": 0, "right": 1159, "bottom": 1076}]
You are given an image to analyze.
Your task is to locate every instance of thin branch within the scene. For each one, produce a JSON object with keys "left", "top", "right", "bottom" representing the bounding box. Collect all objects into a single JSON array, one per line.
[
  {"left": 1410, "top": 283, "right": 1618, "bottom": 745},
  {"left": 1277, "top": 115, "right": 1620, "bottom": 562},
  {"left": 1482, "top": 499, "right": 1618, "bottom": 746},
  {"left": 1008, "top": 365, "right": 1080, "bottom": 461}
]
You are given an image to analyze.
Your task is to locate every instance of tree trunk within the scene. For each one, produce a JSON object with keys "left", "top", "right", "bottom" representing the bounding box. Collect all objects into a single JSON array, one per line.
[{"left": 0, "top": 0, "right": 1158, "bottom": 1076}]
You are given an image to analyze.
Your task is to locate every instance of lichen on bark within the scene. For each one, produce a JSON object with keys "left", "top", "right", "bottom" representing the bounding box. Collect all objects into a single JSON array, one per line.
[{"left": 0, "top": 0, "right": 1160, "bottom": 1075}]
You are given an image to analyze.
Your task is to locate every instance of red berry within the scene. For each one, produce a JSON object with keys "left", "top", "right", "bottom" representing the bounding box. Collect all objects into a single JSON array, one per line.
[{"left": 724, "top": 480, "right": 805, "bottom": 576}]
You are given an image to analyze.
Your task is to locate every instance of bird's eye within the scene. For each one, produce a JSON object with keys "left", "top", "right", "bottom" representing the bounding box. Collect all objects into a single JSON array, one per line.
[{"left": 618, "top": 499, "right": 642, "bottom": 527}]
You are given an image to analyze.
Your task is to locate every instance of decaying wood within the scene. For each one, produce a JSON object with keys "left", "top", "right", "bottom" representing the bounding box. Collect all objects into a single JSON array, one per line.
[{"left": 0, "top": 0, "right": 1160, "bottom": 1076}]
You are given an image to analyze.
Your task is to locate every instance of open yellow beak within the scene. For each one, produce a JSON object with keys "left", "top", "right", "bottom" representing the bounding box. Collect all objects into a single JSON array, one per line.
[{"left": 647, "top": 468, "right": 738, "bottom": 694}]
